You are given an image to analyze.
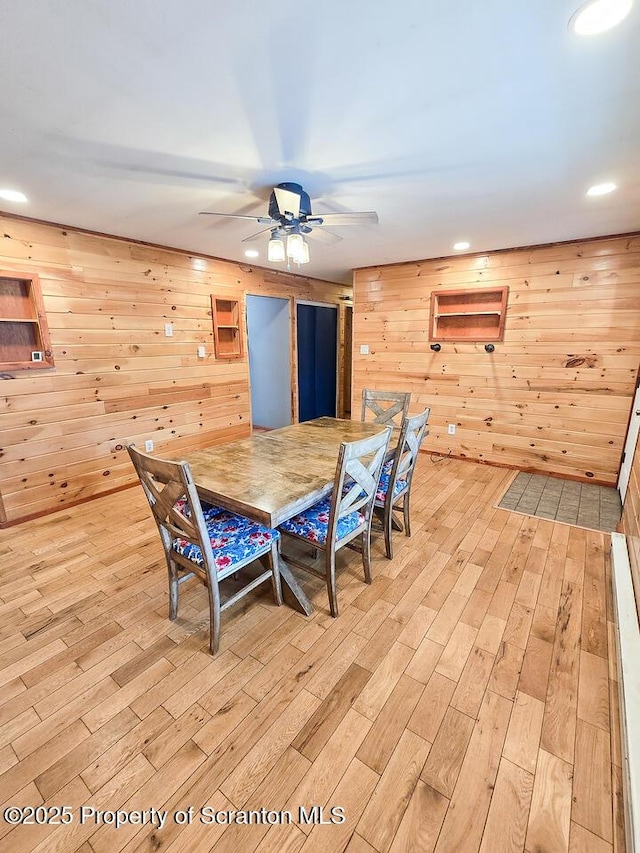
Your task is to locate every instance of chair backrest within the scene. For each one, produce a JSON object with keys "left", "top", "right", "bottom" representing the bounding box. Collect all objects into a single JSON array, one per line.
[
  {"left": 127, "top": 443, "right": 217, "bottom": 577},
  {"left": 361, "top": 389, "right": 411, "bottom": 428},
  {"left": 327, "top": 427, "right": 392, "bottom": 549},
  {"left": 388, "top": 407, "right": 430, "bottom": 491}
]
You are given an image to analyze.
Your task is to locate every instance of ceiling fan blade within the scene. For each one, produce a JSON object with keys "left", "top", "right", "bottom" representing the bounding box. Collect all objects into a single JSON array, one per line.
[
  {"left": 305, "top": 227, "right": 343, "bottom": 245},
  {"left": 312, "top": 211, "right": 379, "bottom": 226},
  {"left": 199, "top": 212, "right": 275, "bottom": 224},
  {"left": 241, "top": 226, "right": 274, "bottom": 243},
  {"left": 273, "top": 186, "right": 301, "bottom": 218}
]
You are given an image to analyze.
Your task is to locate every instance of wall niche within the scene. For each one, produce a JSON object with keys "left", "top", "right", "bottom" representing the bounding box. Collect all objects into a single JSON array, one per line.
[
  {"left": 0, "top": 271, "right": 54, "bottom": 370},
  {"left": 429, "top": 286, "right": 508, "bottom": 342}
]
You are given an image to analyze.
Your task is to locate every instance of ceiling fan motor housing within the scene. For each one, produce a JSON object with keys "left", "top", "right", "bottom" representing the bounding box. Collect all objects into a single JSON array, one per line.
[{"left": 268, "top": 182, "right": 312, "bottom": 222}]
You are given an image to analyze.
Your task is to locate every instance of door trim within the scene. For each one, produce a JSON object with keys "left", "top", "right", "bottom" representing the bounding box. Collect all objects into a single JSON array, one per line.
[{"left": 618, "top": 369, "right": 640, "bottom": 503}]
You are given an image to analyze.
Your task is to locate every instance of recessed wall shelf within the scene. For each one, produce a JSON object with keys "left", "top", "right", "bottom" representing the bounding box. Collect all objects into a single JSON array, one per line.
[
  {"left": 0, "top": 271, "right": 55, "bottom": 370},
  {"left": 429, "top": 286, "right": 508, "bottom": 342},
  {"left": 211, "top": 295, "right": 243, "bottom": 359}
]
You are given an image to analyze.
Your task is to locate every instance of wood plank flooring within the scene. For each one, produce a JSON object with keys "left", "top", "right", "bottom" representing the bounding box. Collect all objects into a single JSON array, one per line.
[{"left": 0, "top": 457, "right": 625, "bottom": 852}]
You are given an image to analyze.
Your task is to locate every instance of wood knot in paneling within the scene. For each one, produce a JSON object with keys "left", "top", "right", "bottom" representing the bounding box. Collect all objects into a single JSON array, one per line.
[{"left": 564, "top": 356, "right": 597, "bottom": 369}]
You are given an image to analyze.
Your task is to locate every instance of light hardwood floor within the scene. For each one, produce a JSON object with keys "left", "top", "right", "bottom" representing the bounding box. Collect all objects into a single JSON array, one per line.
[{"left": 0, "top": 457, "right": 625, "bottom": 852}]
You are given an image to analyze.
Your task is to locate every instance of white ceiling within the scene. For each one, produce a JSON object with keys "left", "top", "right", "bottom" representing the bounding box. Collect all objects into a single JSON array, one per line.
[{"left": 0, "top": 0, "right": 639, "bottom": 284}]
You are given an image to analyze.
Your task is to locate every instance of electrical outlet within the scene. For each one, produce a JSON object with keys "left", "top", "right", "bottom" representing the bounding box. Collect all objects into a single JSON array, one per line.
[
  {"left": 144, "top": 439, "right": 154, "bottom": 452},
  {"left": 164, "top": 323, "right": 173, "bottom": 337},
  {"left": 360, "top": 344, "right": 370, "bottom": 355},
  {"left": 197, "top": 345, "right": 206, "bottom": 358},
  {"left": 447, "top": 423, "right": 456, "bottom": 435}
]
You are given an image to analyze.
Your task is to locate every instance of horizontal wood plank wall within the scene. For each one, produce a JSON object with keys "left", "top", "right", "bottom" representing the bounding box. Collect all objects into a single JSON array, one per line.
[
  {"left": 353, "top": 234, "right": 640, "bottom": 485},
  {"left": 0, "top": 214, "right": 350, "bottom": 525},
  {"left": 621, "top": 434, "right": 640, "bottom": 617}
]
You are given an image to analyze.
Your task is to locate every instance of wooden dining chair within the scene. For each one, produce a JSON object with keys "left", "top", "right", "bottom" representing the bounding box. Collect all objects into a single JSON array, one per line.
[
  {"left": 127, "top": 444, "right": 282, "bottom": 655},
  {"left": 361, "top": 388, "right": 411, "bottom": 428},
  {"left": 374, "top": 407, "right": 430, "bottom": 559},
  {"left": 278, "top": 427, "right": 391, "bottom": 617}
]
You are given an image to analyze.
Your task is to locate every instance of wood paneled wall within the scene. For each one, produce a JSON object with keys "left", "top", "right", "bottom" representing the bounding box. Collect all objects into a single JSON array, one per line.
[
  {"left": 353, "top": 234, "right": 640, "bottom": 485},
  {"left": 0, "top": 214, "right": 351, "bottom": 525}
]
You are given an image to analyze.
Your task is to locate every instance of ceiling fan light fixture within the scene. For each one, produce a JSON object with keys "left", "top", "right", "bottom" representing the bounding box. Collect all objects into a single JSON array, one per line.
[
  {"left": 298, "top": 239, "right": 310, "bottom": 265},
  {"left": 268, "top": 235, "right": 286, "bottom": 263},
  {"left": 569, "top": 0, "right": 633, "bottom": 34},
  {"left": 286, "top": 232, "right": 305, "bottom": 262}
]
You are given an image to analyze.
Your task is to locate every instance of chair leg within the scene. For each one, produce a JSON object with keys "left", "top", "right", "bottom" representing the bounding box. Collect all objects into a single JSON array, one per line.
[
  {"left": 362, "top": 527, "right": 374, "bottom": 583},
  {"left": 325, "top": 549, "right": 339, "bottom": 618},
  {"left": 403, "top": 492, "right": 411, "bottom": 538},
  {"left": 168, "top": 558, "right": 179, "bottom": 620},
  {"left": 209, "top": 599, "right": 221, "bottom": 656},
  {"left": 270, "top": 542, "right": 283, "bottom": 606},
  {"left": 205, "top": 576, "right": 222, "bottom": 655},
  {"left": 383, "top": 503, "right": 394, "bottom": 560}
]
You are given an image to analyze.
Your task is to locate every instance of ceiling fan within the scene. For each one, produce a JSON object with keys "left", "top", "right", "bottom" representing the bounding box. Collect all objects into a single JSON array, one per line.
[{"left": 199, "top": 182, "right": 378, "bottom": 265}]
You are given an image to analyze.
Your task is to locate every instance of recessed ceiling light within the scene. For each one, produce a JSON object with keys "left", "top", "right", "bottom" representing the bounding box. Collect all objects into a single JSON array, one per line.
[
  {"left": 0, "top": 188, "right": 28, "bottom": 203},
  {"left": 570, "top": 0, "right": 633, "bottom": 35},
  {"left": 244, "top": 249, "right": 259, "bottom": 259},
  {"left": 453, "top": 241, "right": 471, "bottom": 251},
  {"left": 586, "top": 181, "right": 617, "bottom": 196}
]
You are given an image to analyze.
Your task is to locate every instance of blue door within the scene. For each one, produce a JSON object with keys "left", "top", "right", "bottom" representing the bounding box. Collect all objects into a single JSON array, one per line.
[{"left": 297, "top": 303, "right": 337, "bottom": 422}]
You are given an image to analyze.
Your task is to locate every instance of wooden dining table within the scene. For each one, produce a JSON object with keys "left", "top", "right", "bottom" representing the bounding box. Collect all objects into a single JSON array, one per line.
[{"left": 180, "top": 417, "right": 394, "bottom": 615}]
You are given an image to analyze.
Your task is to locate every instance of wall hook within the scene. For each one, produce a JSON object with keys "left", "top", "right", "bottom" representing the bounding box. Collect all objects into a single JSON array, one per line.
[
  {"left": 484, "top": 343, "right": 495, "bottom": 353},
  {"left": 430, "top": 343, "right": 441, "bottom": 352}
]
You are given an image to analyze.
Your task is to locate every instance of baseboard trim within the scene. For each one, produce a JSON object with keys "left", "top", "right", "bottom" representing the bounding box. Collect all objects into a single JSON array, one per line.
[
  {"left": 422, "top": 450, "right": 613, "bottom": 487},
  {"left": 611, "top": 532, "right": 640, "bottom": 852}
]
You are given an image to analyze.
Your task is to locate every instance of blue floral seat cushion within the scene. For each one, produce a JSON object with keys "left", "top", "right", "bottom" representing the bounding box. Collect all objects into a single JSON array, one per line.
[
  {"left": 280, "top": 496, "right": 365, "bottom": 545},
  {"left": 375, "top": 460, "right": 408, "bottom": 505},
  {"left": 172, "top": 509, "right": 279, "bottom": 573},
  {"left": 174, "top": 498, "right": 226, "bottom": 523}
]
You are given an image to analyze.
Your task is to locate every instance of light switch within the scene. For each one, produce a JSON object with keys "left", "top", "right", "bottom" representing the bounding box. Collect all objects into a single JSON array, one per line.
[
  {"left": 360, "top": 344, "right": 370, "bottom": 355},
  {"left": 197, "top": 345, "right": 206, "bottom": 358},
  {"left": 164, "top": 323, "right": 173, "bottom": 337}
]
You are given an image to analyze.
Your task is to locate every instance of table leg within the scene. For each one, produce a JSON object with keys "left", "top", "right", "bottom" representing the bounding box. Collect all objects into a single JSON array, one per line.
[{"left": 278, "top": 558, "right": 314, "bottom": 616}]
